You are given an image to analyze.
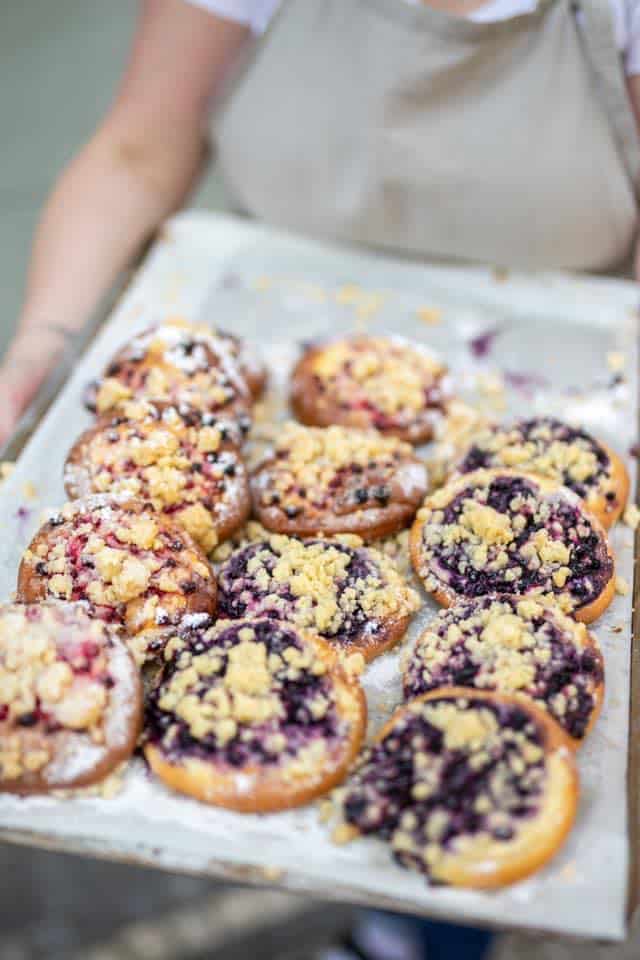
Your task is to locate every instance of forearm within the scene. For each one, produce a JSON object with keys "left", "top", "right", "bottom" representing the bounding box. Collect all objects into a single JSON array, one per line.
[
  {"left": 0, "top": 0, "right": 249, "bottom": 443},
  {"left": 17, "top": 121, "right": 204, "bottom": 342}
]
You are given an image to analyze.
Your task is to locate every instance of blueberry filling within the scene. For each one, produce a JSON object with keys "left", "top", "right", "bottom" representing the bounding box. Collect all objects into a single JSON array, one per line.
[
  {"left": 145, "top": 620, "right": 340, "bottom": 768},
  {"left": 458, "top": 418, "right": 611, "bottom": 500},
  {"left": 339, "top": 698, "right": 545, "bottom": 880},
  {"left": 426, "top": 475, "right": 612, "bottom": 607},
  {"left": 218, "top": 540, "right": 386, "bottom": 645},
  {"left": 404, "top": 597, "right": 602, "bottom": 739}
]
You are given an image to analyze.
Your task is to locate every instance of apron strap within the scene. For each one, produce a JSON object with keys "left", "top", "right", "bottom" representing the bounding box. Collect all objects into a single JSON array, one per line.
[{"left": 575, "top": 0, "right": 640, "bottom": 195}]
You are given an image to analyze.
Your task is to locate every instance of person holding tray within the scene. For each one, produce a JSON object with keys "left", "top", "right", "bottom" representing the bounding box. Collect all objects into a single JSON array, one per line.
[
  {"left": 1, "top": 0, "right": 639, "bottom": 443},
  {"left": 0, "top": 1, "right": 638, "bottom": 958}
]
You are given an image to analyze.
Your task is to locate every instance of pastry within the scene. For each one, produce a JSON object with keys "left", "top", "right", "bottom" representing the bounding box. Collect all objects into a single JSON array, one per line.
[
  {"left": 331, "top": 688, "right": 578, "bottom": 889},
  {"left": 402, "top": 595, "right": 604, "bottom": 745},
  {"left": 210, "top": 326, "right": 267, "bottom": 399},
  {"left": 144, "top": 618, "right": 366, "bottom": 812},
  {"left": 0, "top": 601, "right": 142, "bottom": 793},
  {"left": 65, "top": 401, "right": 251, "bottom": 554},
  {"left": 251, "top": 422, "right": 428, "bottom": 540},
  {"left": 454, "top": 417, "right": 629, "bottom": 528},
  {"left": 218, "top": 534, "right": 421, "bottom": 662},
  {"left": 87, "top": 319, "right": 252, "bottom": 420},
  {"left": 16, "top": 495, "right": 216, "bottom": 664},
  {"left": 410, "top": 469, "right": 615, "bottom": 623},
  {"left": 290, "top": 335, "right": 450, "bottom": 443}
]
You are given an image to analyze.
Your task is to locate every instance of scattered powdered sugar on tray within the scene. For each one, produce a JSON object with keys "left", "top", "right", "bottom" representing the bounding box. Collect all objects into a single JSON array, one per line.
[{"left": 0, "top": 212, "right": 637, "bottom": 940}]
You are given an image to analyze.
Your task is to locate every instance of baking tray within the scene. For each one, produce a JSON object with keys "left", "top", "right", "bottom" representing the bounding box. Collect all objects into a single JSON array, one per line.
[{"left": 0, "top": 211, "right": 637, "bottom": 941}]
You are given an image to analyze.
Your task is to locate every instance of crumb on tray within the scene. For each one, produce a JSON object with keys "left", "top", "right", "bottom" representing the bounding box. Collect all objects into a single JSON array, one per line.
[
  {"left": 416, "top": 306, "right": 442, "bottom": 325},
  {"left": 623, "top": 504, "right": 640, "bottom": 531},
  {"left": 615, "top": 576, "right": 630, "bottom": 596}
]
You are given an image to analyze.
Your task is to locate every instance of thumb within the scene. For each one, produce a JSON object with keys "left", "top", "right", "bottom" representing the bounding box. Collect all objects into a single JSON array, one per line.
[{"left": 0, "top": 328, "right": 66, "bottom": 447}]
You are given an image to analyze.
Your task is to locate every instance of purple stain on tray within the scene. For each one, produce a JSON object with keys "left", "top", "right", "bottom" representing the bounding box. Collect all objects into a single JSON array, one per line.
[
  {"left": 503, "top": 370, "right": 549, "bottom": 395},
  {"left": 469, "top": 326, "right": 502, "bottom": 359},
  {"left": 629, "top": 444, "right": 640, "bottom": 459},
  {"left": 15, "top": 505, "right": 32, "bottom": 536},
  {"left": 218, "top": 271, "right": 242, "bottom": 291}
]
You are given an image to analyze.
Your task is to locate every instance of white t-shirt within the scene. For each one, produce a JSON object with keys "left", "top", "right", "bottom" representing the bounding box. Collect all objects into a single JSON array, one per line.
[{"left": 188, "top": 0, "right": 640, "bottom": 74}]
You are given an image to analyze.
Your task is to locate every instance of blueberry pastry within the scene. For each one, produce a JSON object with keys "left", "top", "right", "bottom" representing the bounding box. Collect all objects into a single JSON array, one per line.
[
  {"left": 290, "top": 335, "right": 450, "bottom": 444},
  {"left": 144, "top": 618, "right": 367, "bottom": 812},
  {"left": 331, "top": 688, "right": 578, "bottom": 889},
  {"left": 454, "top": 417, "right": 629, "bottom": 528},
  {"left": 65, "top": 401, "right": 250, "bottom": 553},
  {"left": 0, "top": 602, "right": 142, "bottom": 793},
  {"left": 218, "top": 535, "right": 421, "bottom": 662},
  {"left": 410, "top": 469, "right": 615, "bottom": 623},
  {"left": 403, "top": 596, "right": 604, "bottom": 746},
  {"left": 251, "top": 423, "right": 428, "bottom": 540},
  {"left": 87, "top": 319, "right": 252, "bottom": 420},
  {"left": 17, "top": 495, "right": 216, "bottom": 664}
]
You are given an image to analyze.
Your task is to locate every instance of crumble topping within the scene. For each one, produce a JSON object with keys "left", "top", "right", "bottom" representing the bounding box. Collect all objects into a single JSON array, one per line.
[
  {"left": 331, "top": 695, "right": 548, "bottom": 882},
  {"left": 456, "top": 418, "right": 616, "bottom": 508},
  {"left": 66, "top": 403, "right": 249, "bottom": 553},
  {"left": 0, "top": 603, "right": 132, "bottom": 784},
  {"left": 146, "top": 619, "right": 350, "bottom": 773},
  {"left": 21, "top": 497, "right": 214, "bottom": 658},
  {"left": 218, "top": 535, "right": 420, "bottom": 648},
  {"left": 403, "top": 596, "right": 603, "bottom": 740},
  {"left": 307, "top": 336, "right": 447, "bottom": 425},
  {"left": 414, "top": 472, "right": 613, "bottom": 612},
  {"left": 252, "top": 423, "right": 427, "bottom": 521},
  {"left": 92, "top": 319, "right": 251, "bottom": 418}
]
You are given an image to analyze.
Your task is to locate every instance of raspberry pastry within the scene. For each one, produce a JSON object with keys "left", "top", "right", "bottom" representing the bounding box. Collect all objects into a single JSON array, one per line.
[
  {"left": 0, "top": 602, "right": 142, "bottom": 793},
  {"left": 251, "top": 423, "right": 428, "bottom": 540},
  {"left": 65, "top": 401, "right": 250, "bottom": 554},
  {"left": 402, "top": 596, "right": 604, "bottom": 746},
  {"left": 88, "top": 319, "right": 252, "bottom": 420},
  {"left": 17, "top": 496, "right": 216, "bottom": 664},
  {"left": 331, "top": 689, "right": 578, "bottom": 889},
  {"left": 454, "top": 417, "right": 629, "bottom": 528},
  {"left": 144, "top": 618, "right": 366, "bottom": 811},
  {"left": 291, "top": 335, "right": 450, "bottom": 444},
  {"left": 218, "top": 535, "right": 421, "bottom": 662},
  {"left": 410, "top": 469, "right": 615, "bottom": 623}
]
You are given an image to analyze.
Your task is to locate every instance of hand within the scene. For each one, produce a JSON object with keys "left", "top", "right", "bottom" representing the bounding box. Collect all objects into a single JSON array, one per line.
[{"left": 0, "top": 327, "right": 66, "bottom": 447}]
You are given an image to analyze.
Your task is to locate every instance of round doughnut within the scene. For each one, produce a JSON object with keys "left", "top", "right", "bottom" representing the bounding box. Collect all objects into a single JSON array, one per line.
[
  {"left": 217, "top": 534, "right": 421, "bottom": 662},
  {"left": 144, "top": 618, "right": 367, "bottom": 812},
  {"left": 402, "top": 595, "right": 604, "bottom": 746},
  {"left": 453, "top": 417, "right": 629, "bottom": 528},
  {"left": 290, "top": 335, "right": 450, "bottom": 444},
  {"left": 65, "top": 401, "right": 251, "bottom": 554},
  {"left": 0, "top": 601, "right": 142, "bottom": 793},
  {"left": 409, "top": 469, "right": 615, "bottom": 623},
  {"left": 331, "top": 688, "right": 579, "bottom": 889},
  {"left": 251, "top": 422, "right": 428, "bottom": 540},
  {"left": 16, "top": 495, "right": 216, "bottom": 664},
  {"left": 87, "top": 319, "right": 252, "bottom": 420}
]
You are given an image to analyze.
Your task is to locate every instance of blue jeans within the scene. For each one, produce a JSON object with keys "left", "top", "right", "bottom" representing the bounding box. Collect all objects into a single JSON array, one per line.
[{"left": 353, "top": 910, "right": 494, "bottom": 960}]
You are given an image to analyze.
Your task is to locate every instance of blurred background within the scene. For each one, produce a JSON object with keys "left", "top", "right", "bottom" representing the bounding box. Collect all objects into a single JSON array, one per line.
[{"left": 0, "top": 3, "right": 637, "bottom": 959}]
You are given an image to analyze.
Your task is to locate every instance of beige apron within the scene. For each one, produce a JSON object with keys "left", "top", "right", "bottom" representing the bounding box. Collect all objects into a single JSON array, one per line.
[{"left": 215, "top": 0, "right": 640, "bottom": 271}]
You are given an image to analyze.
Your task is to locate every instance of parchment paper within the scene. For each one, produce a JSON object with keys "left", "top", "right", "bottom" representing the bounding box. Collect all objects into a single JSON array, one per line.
[{"left": 0, "top": 212, "right": 636, "bottom": 940}]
